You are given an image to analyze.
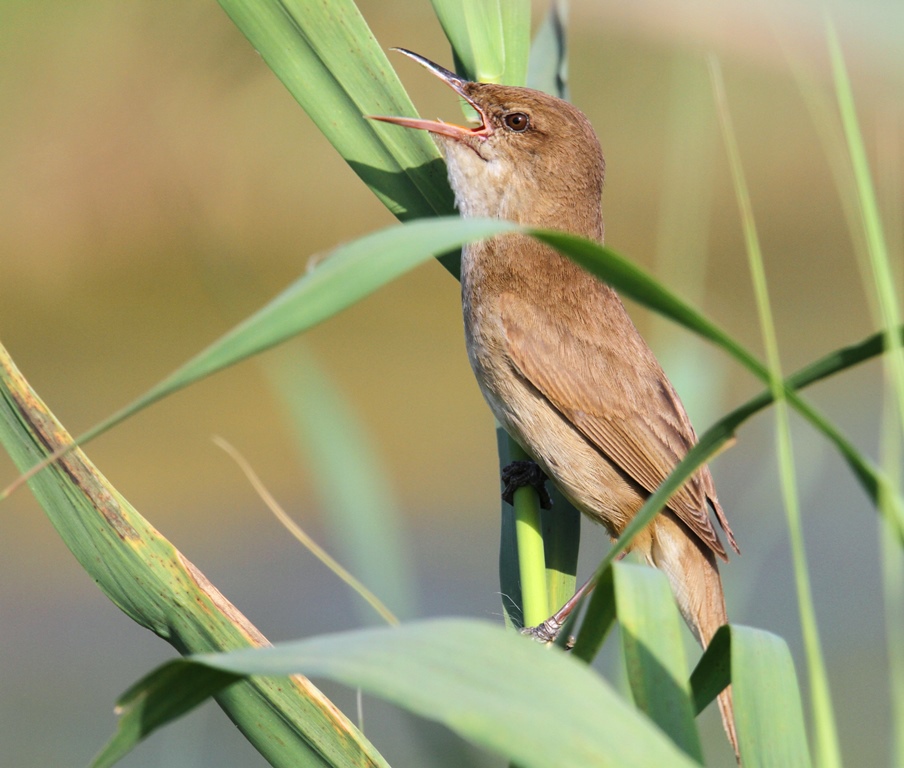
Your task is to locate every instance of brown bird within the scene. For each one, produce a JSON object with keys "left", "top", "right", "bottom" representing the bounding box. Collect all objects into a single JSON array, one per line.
[{"left": 372, "top": 49, "right": 739, "bottom": 753}]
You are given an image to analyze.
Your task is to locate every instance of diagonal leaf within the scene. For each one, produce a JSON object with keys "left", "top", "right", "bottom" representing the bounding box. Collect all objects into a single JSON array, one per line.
[
  {"left": 574, "top": 319, "right": 904, "bottom": 659},
  {"left": 217, "top": 0, "right": 454, "bottom": 223},
  {"left": 0, "top": 217, "right": 517, "bottom": 498},
  {"left": 429, "top": 0, "right": 530, "bottom": 86},
  {"left": 6, "top": 219, "right": 903, "bottom": 537},
  {"left": 530, "top": 229, "right": 904, "bottom": 533},
  {"left": 100, "top": 619, "right": 700, "bottom": 768},
  {"left": 613, "top": 563, "right": 702, "bottom": 761},
  {"left": 0, "top": 345, "right": 388, "bottom": 768}
]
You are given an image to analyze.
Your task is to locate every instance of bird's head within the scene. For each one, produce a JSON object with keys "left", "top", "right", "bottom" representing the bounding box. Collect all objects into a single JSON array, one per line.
[{"left": 370, "top": 49, "right": 604, "bottom": 235}]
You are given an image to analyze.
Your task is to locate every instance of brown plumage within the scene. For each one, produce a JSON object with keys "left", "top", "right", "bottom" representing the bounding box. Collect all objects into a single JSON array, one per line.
[{"left": 372, "top": 49, "right": 739, "bottom": 754}]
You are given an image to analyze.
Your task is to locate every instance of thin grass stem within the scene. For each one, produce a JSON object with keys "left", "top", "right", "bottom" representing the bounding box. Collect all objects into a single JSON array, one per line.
[
  {"left": 214, "top": 436, "right": 399, "bottom": 627},
  {"left": 708, "top": 55, "right": 842, "bottom": 768}
]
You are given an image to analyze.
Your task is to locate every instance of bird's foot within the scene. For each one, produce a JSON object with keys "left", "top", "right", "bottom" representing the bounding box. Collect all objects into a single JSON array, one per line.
[
  {"left": 520, "top": 618, "right": 574, "bottom": 649},
  {"left": 501, "top": 460, "right": 552, "bottom": 509}
]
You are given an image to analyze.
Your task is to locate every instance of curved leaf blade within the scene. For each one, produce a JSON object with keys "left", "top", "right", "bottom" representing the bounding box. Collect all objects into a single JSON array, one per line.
[
  {"left": 429, "top": 0, "right": 530, "bottom": 86},
  {"left": 102, "top": 619, "right": 700, "bottom": 768},
  {"left": 613, "top": 563, "right": 702, "bottom": 761},
  {"left": 217, "top": 0, "right": 454, "bottom": 220},
  {"left": 55, "top": 217, "right": 518, "bottom": 461},
  {"left": 0, "top": 346, "right": 388, "bottom": 768},
  {"left": 692, "top": 626, "right": 812, "bottom": 768}
]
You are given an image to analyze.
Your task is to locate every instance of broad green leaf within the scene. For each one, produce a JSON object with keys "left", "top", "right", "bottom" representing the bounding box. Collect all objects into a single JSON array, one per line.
[
  {"left": 541, "top": 482, "right": 582, "bottom": 618},
  {"left": 217, "top": 0, "right": 454, "bottom": 223},
  {"left": 101, "top": 619, "right": 700, "bottom": 768},
  {"left": 613, "top": 563, "right": 702, "bottom": 761},
  {"left": 497, "top": 0, "right": 532, "bottom": 86},
  {"left": 692, "top": 626, "right": 812, "bottom": 768},
  {"left": 429, "top": 0, "right": 530, "bottom": 86},
  {"left": 93, "top": 665, "right": 243, "bottom": 768},
  {"left": 0, "top": 346, "right": 388, "bottom": 768}
]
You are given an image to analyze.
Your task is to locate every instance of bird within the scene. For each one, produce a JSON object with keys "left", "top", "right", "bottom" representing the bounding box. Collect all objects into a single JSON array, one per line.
[{"left": 371, "top": 49, "right": 739, "bottom": 754}]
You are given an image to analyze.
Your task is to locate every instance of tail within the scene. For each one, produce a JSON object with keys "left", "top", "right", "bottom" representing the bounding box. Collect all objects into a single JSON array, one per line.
[{"left": 640, "top": 512, "right": 740, "bottom": 761}]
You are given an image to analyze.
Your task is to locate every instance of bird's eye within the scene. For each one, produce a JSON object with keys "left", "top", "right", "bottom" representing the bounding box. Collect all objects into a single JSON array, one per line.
[{"left": 503, "top": 112, "right": 530, "bottom": 132}]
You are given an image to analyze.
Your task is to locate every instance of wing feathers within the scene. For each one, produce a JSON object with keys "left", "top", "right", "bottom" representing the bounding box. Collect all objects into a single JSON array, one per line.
[{"left": 499, "top": 291, "right": 735, "bottom": 559}]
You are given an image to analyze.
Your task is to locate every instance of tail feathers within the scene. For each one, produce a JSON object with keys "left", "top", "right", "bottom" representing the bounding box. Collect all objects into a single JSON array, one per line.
[{"left": 643, "top": 513, "right": 740, "bottom": 762}]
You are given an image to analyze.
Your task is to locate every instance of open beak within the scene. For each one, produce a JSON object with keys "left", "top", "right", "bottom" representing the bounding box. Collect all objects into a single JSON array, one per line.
[{"left": 368, "top": 49, "right": 492, "bottom": 141}]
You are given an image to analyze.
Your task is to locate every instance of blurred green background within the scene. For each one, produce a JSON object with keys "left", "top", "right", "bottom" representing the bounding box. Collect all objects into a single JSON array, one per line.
[{"left": 1, "top": 0, "right": 901, "bottom": 765}]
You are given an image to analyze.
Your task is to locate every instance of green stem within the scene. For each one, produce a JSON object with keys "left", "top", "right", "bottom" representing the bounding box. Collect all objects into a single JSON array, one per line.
[{"left": 509, "top": 439, "right": 551, "bottom": 627}]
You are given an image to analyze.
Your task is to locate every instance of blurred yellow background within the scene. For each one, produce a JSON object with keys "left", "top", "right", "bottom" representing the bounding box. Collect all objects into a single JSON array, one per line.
[{"left": 1, "top": 1, "right": 901, "bottom": 765}]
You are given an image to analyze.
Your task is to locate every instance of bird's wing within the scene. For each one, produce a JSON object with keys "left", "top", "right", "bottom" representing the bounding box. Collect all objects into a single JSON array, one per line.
[{"left": 499, "top": 290, "right": 734, "bottom": 559}]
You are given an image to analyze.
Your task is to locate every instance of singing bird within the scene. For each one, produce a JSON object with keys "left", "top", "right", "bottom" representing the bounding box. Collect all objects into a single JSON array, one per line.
[{"left": 372, "top": 49, "right": 739, "bottom": 752}]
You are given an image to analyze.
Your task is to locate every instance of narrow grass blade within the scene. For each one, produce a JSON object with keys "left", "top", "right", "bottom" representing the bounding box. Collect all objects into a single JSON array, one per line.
[
  {"left": 709, "top": 55, "right": 840, "bottom": 768},
  {"left": 266, "top": 346, "right": 416, "bottom": 624},
  {"left": 827, "top": 18, "right": 904, "bottom": 426},
  {"left": 798, "top": 24, "right": 904, "bottom": 762},
  {"left": 528, "top": 229, "right": 904, "bottom": 534},
  {"left": 101, "top": 619, "right": 701, "bottom": 768},
  {"left": 613, "top": 563, "right": 703, "bottom": 762},
  {"left": 0, "top": 346, "right": 388, "bottom": 768},
  {"left": 214, "top": 436, "right": 399, "bottom": 628},
  {"left": 527, "top": 0, "right": 569, "bottom": 99},
  {"left": 878, "top": 380, "right": 904, "bottom": 764},
  {"left": 692, "top": 626, "right": 812, "bottom": 768}
]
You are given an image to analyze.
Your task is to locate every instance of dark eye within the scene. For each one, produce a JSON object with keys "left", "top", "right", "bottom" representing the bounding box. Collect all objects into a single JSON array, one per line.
[{"left": 503, "top": 112, "right": 530, "bottom": 132}]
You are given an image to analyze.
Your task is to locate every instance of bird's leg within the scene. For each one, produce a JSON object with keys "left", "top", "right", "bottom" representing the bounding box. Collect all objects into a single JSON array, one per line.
[
  {"left": 522, "top": 549, "right": 629, "bottom": 645},
  {"left": 521, "top": 575, "right": 594, "bottom": 646},
  {"left": 501, "top": 459, "right": 553, "bottom": 509}
]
